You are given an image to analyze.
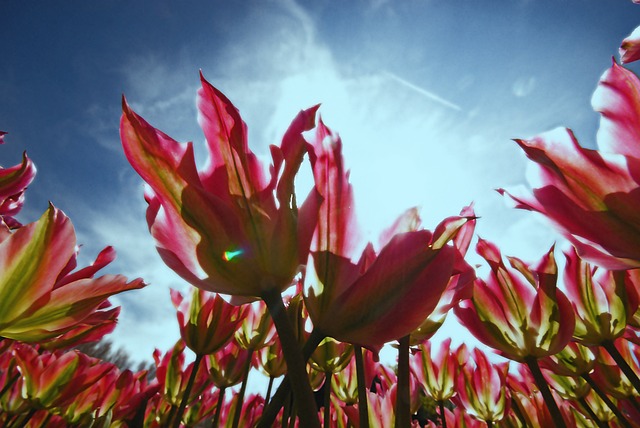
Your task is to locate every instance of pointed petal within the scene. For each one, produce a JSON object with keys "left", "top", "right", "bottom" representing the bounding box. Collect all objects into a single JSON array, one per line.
[
  {"left": 0, "top": 205, "right": 74, "bottom": 330},
  {"left": 121, "top": 99, "right": 253, "bottom": 295},
  {"left": 378, "top": 207, "right": 421, "bottom": 249},
  {"left": 3, "top": 275, "right": 144, "bottom": 341},
  {"left": 197, "top": 72, "right": 268, "bottom": 199}
]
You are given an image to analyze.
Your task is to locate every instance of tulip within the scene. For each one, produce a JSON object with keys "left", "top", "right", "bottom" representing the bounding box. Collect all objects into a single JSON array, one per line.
[
  {"left": 454, "top": 348, "right": 510, "bottom": 425},
  {"left": 304, "top": 119, "right": 471, "bottom": 352},
  {"left": 106, "top": 369, "right": 160, "bottom": 425},
  {"left": 564, "top": 247, "right": 639, "bottom": 346},
  {"left": 411, "top": 339, "right": 467, "bottom": 428},
  {"left": 455, "top": 240, "right": 575, "bottom": 361},
  {"left": 310, "top": 337, "right": 353, "bottom": 427},
  {"left": 455, "top": 239, "right": 575, "bottom": 427},
  {"left": 120, "top": 74, "right": 318, "bottom": 301},
  {"left": 171, "top": 288, "right": 247, "bottom": 357},
  {"left": 121, "top": 75, "right": 322, "bottom": 426},
  {"left": 500, "top": 61, "right": 640, "bottom": 270},
  {"left": 541, "top": 342, "right": 633, "bottom": 427},
  {"left": 152, "top": 340, "right": 210, "bottom": 427},
  {"left": 170, "top": 287, "right": 247, "bottom": 426},
  {"left": 0, "top": 205, "right": 144, "bottom": 342},
  {"left": 12, "top": 344, "right": 114, "bottom": 411}
]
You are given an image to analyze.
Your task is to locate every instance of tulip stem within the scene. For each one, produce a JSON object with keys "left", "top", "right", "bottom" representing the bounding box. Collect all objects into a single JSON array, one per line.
[
  {"left": 258, "top": 327, "right": 325, "bottom": 427},
  {"left": 262, "top": 289, "right": 320, "bottom": 428},
  {"left": 577, "top": 397, "right": 607, "bottom": 428},
  {"left": 212, "top": 386, "right": 226, "bottom": 428},
  {"left": 582, "top": 373, "right": 633, "bottom": 428},
  {"left": 354, "top": 345, "right": 370, "bottom": 428},
  {"left": 231, "top": 348, "right": 254, "bottom": 428},
  {"left": 172, "top": 353, "right": 203, "bottom": 428},
  {"left": 395, "top": 335, "right": 411, "bottom": 428},
  {"left": 0, "top": 373, "right": 19, "bottom": 399},
  {"left": 265, "top": 375, "right": 275, "bottom": 408},
  {"left": 324, "top": 371, "right": 332, "bottom": 428},
  {"left": 602, "top": 340, "right": 640, "bottom": 396},
  {"left": 524, "top": 356, "right": 566, "bottom": 428},
  {"left": 438, "top": 401, "right": 447, "bottom": 428}
]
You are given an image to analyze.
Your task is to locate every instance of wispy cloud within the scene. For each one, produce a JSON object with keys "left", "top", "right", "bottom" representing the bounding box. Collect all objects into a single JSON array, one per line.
[{"left": 382, "top": 70, "right": 463, "bottom": 111}]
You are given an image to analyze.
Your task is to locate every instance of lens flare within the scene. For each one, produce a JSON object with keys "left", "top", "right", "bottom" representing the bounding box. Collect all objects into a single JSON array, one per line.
[{"left": 223, "top": 249, "right": 243, "bottom": 261}]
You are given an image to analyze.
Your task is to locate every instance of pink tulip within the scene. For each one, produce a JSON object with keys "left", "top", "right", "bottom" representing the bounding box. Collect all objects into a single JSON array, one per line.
[
  {"left": 411, "top": 338, "right": 465, "bottom": 403},
  {"left": 303, "top": 120, "right": 472, "bottom": 352},
  {"left": 501, "top": 61, "right": 640, "bottom": 270},
  {"left": 563, "top": 247, "right": 639, "bottom": 345},
  {"left": 0, "top": 205, "right": 144, "bottom": 342},
  {"left": 454, "top": 348, "right": 510, "bottom": 424},
  {"left": 455, "top": 239, "right": 575, "bottom": 361},
  {"left": 12, "top": 344, "right": 114, "bottom": 411},
  {"left": 171, "top": 288, "right": 247, "bottom": 356},
  {"left": 120, "top": 74, "right": 319, "bottom": 300}
]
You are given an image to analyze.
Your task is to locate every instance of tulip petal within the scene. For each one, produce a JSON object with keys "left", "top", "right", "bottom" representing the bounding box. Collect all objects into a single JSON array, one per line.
[
  {"left": 501, "top": 127, "right": 640, "bottom": 269},
  {"left": 593, "top": 60, "right": 640, "bottom": 158},
  {"left": 0, "top": 205, "right": 74, "bottom": 329},
  {"left": 323, "top": 231, "right": 455, "bottom": 348},
  {"left": 121, "top": 99, "right": 255, "bottom": 295},
  {"left": 620, "top": 26, "right": 640, "bottom": 64},
  {"left": 3, "top": 275, "right": 144, "bottom": 341},
  {"left": 197, "top": 72, "right": 267, "bottom": 200}
]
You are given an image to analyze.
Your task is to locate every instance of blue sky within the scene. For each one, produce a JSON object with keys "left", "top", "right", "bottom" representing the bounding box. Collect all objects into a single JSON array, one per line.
[{"left": 2, "top": 1, "right": 640, "bottom": 364}]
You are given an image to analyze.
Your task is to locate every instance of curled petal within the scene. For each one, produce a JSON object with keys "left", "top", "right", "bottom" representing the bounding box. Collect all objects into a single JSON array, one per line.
[
  {"left": 592, "top": 60, "right": 640, "bottom": 157},
  {"left": 620, "top": 26, "right": 640, "bottom": 64}
]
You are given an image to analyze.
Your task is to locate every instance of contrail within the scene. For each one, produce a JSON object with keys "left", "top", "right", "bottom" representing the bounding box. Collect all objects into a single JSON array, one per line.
[{"left": 382, "top": 70, "right": 462, "bottom": 112}]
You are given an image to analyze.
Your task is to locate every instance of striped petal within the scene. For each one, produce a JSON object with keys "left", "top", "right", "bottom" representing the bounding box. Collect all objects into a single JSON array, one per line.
[{"left": 0, "top": 205, "right": 74, "bottom": 330}]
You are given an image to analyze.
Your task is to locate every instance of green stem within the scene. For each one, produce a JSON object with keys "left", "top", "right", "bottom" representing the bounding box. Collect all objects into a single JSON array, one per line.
[
  {"left": 0, "top": 373, "right": 19, "bottom": 400},
  {"left": 324, "top": 372, "right": 332, "bottom": 428},
  {"left": 172, "top": 353, "right": 204, "bottom": 428},
  {"left": 262, "top": 289, "right": 320, "bottom": 428},
  {"left": 354, "top": 345, "right": 370, "bottom": 428},
  {"left": 18, "top": 408, "right": 37, "bottom": 428},
  {"left": 577, "top": 396, "right": 607, "bottom": 428},
  {"left": 582, "top": 373, "right": 633, "bottom": 428},
  {"left": 510, "top": 399, "right": 527, "bottom": 426},
  {"left": 282, "top": 392, "right": 291, "bottom": 428},
  {"left": 265, "top": 376, "right": 275, "bottom": 408},
  {"left": 602, "top": 340, "right": 640, "bottom": 396},
  {"left": 166, "top": 405, "right": 178, "bottom": 427},
  {"left": 395, "top": 335, "right": 411, "bottom": 428},
  {"left": 231, "top": 348, "right": 254, "bottom": 428},
  {"left": 524, "top": 356, "right": 566, "bottom": 428},
  {"left": 258, "top": 328, "right": 325, "bottom": 427},
  {"left": 486, "top": 420, "right": 493, "bottom": 428},
  {"left": 438, "top": 401, "right": 447, "bottom": 428},
  {"left": 211, "top": 386, "right": 226, "bottom": 428}
]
